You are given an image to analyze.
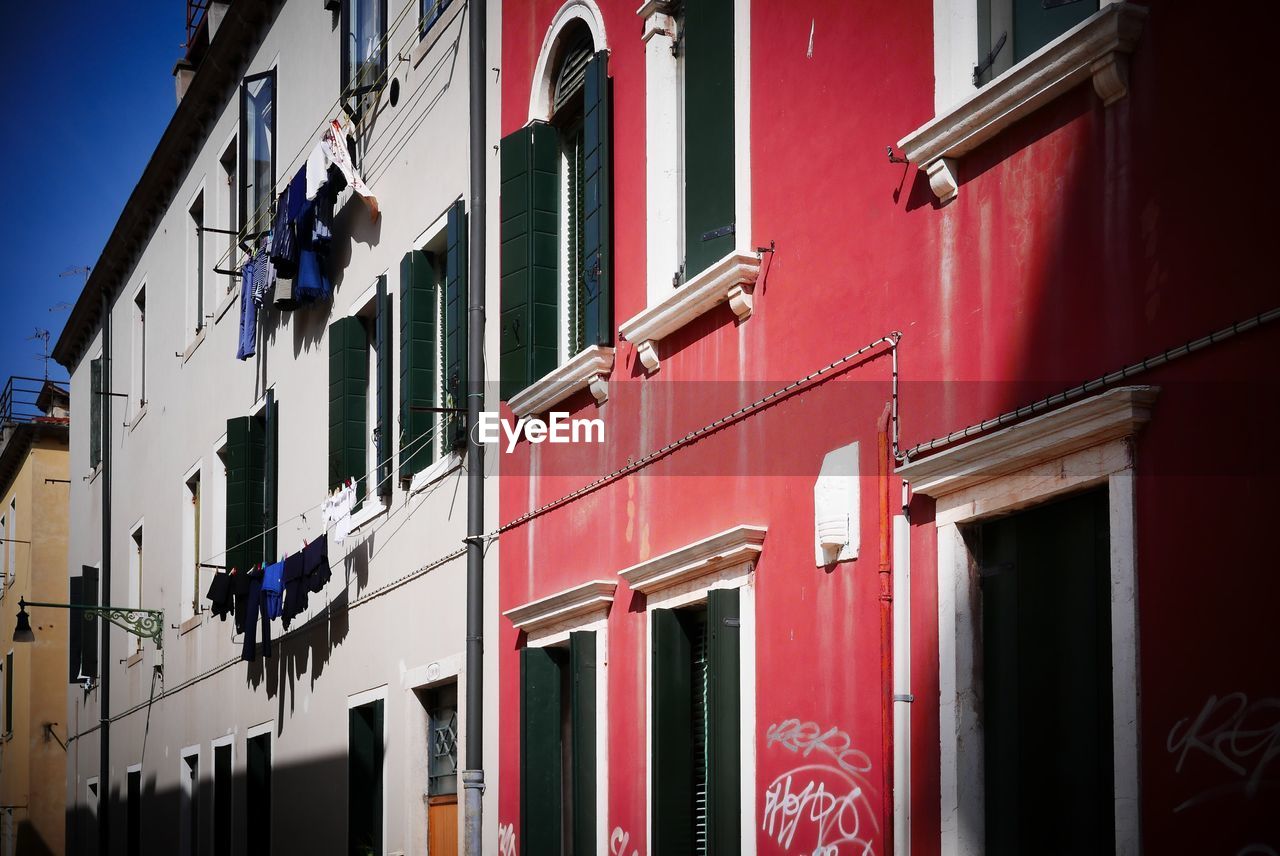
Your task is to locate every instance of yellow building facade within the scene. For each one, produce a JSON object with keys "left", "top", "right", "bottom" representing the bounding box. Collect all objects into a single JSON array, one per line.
[{"left": 0, "top": 378, "right": 70, "bottom": 856}]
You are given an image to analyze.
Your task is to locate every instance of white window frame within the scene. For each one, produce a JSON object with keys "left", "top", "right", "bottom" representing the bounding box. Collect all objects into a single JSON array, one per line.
[
  {"left": 624, "top": 0, "right": 757, "bottom": 373},
  {"left": 181, "top": 462, "right": 204, "bottom": 625},
  {"left": 128, "top": 519, "right": 145, "bottom": 654},
  {"left": 211, "top": 435, "right": 228, "bottom": 574},
  {"left": 185, "top": 180, "right": 208, "bottom": 345},
  {"left": 616, "top": 524, "right": 764, "bottom": 856},
  {"left": 897, "top": 385, "right": 1155, "bottom": 856},
  {"left": 348, "top": 684, "right": 389, "bottom": 856},
  {"left": 504, "top": 580, "right": 617, "bottom": 854},
  {"left": 130, "top": 281, "right": 148, "bottom": 419},
  {"left": 5, "top": 499, "right": 14, "bottom": 585}
]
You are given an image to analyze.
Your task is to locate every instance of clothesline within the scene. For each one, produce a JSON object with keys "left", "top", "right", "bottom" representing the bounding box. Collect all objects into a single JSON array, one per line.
[{"left": 198, "top": 416, "right": 444, "bottom": 569}]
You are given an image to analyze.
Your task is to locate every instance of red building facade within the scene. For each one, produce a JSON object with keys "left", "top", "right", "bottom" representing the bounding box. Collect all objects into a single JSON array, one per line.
[{"left": 495, "top": 1, "right": 1279, "bottom": 854}]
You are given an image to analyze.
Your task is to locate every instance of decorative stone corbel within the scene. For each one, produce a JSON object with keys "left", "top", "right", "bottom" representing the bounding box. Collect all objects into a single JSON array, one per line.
[
  {"left": 636, "top": 341, "right": 660, "bottom": 373},
  {"left": 727, "top": 284, "right": 754, "bottom": 321},
  {"left": 926, "top": 158, "right": 960, "bottom": 204},
  {"left": 587, "top": 373, "right": 609, "bottom": 406},
  {"left": 1089, "top": 53, "right": 1129, "bottom": 106}
]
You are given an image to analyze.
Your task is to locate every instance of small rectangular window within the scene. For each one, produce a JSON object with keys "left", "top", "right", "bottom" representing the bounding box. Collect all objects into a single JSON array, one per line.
[
  {"left": 342, "top": 0, "right": 388, "bottom": 103},
  {"left": 89, "top": 357, "right": 103, "bottom": 469},
  {"left": 133, "top": 287, "right": 147, "bottom": 409},
  {"left": 240, "top": 70, "right": 276, "bottom": 241},
  {"left": 181, "top": 752, "right": 199, "bottom": 856},
  {"left": 183, "top": 470, "right": 203, "bottom": 621},
  {"left": 220, "top": 141, "right": 239, "bottom": 293},
  {"left": 975, "top": 0, "right": 1099, "bottom": 85},
  {"left": 189, "top": 192, "right": 206, "bottom": 333},
  {"left": 126, "top": 767, "right": 141, "bottom": 856},
  {"left": 4, "top": 650, "right": 13, "bottom": 735},
  {"left": 419, "top": 0, "right": 450, "bottom": 38},
  {"left": 247, "top": 732, "right": 272, "bottom": 856},
  {"left": 213, "top": 743, "right": 232, "bottom": 856},
  {"left": 349, "top": 698, "right": 385, "bottom": 854}
]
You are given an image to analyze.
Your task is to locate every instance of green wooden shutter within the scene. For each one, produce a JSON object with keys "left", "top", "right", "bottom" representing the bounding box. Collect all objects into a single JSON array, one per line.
[
  {"left": 570, "top": 631, "right": 597, "bottom": 853},
  {"left": 520, "top": 646, "right": 563, "bottom": 855},
  {"left": 375, "top": 275, "right": 394, "bottom": 496},
  {"left": 82, "top": 565, "right": 98, "bottom": 679},
  {"left": 348, "top": 699, "right": 384, "bottom": 855},
  {"left": 89, "top": 357, "right": 103, "bottom": 469},
  {"left": 261, "top": 397, "right": 278, "bottom": 563},
  {"left": 683, "top": 0, "right": 736, "bottom": 279},
  {"left": 329, "top": 315, "right": 369, "bottom": 502},
  {"left": 69, "top": 575, "right": 83, "bottom": 682},
  {"left": 582, "top": 51, "right": 613, "bottom": 348},
  {"left": 1013, "top": 0, "right": 1097, "bottom": 62},
  {"left": 652, "top": 608, "right": 695, "bottom": 853},
  {"left": 225, "top": 416, "right": 252, "bottom": 574},
  {"left": 706, "top": 588, "right": 741, "bottom": 854},
  {"left": 247, "top": 414, "right": 266, "bottom": 565},
  {"left": 500, "top": 122, "right": 561, "bottom": 400},
  {"left": 445, "top": 201, "right": 468, "bottom": 448},
  {"left": 399, "top": 250, "right": 438, "bottom": 479}
]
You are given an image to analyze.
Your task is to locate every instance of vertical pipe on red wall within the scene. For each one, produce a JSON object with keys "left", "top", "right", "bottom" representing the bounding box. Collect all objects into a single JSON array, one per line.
[
  {"left": 893, "top": 511, "right": 912, "bottom": 855},
  {"left": 877, "top": 404, "right": 894, "bottom": 855}
]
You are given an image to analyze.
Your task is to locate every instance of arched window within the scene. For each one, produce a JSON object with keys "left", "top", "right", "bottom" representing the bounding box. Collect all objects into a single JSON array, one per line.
[{"left": 499, "top": 13, "right": 614, "bottom": 403}]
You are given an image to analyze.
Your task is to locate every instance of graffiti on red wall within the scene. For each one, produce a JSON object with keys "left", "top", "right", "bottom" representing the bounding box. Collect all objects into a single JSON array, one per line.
[
  {"left": 762, "top": 719, "right": 877, "bottom": 855},
  {"left": 497, "top": 822, "right": 517, "bottom": 856},
  {"left": 1166, "top": 692, "right": 1280, "bottom": 813},
  {"left": 609, "top": 827, "right": 639, "bottom": 856}
]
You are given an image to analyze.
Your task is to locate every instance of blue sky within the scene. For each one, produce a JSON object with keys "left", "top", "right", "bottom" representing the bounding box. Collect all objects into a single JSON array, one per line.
[{"left": 0, "top": 3, "right": 180, "bottom": 388}]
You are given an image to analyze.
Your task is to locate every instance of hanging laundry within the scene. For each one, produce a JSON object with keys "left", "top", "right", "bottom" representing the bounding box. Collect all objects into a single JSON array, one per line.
[
  {"left": 302, "top": 536, "right": 332, "bottom": 594},
  {"left": 205, "top": 572, "right": 234, "bottom": 621},
  {"left": 233, "top": 570, "right": 251, "bottom": 633},
  {"left": 253, "top": 237, "right": 276, "bottom": 309},
  {"left": 281, "top": 550, "right": 307, "bottom": 628},
  {"left": 307, "top": 120, "right": 379, "bottom": 221},
  {"left": 262, "top": 560, "right": 285, "bottom": 620},
  {"left": 241, "top": 569, "right": 273, "bottom": 662},
  {"left": 270, "top": 169, "right": 308, "bottom": 279},
  {"left": 323, "top": 480, "right": 359, "bottom": 544},
  {"left": 236, "top": 258, "right": 257, "bottom": 360}
]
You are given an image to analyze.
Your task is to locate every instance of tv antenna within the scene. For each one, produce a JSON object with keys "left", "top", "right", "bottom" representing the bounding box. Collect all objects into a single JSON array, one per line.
[{"left": 28, "top": 328, "right": 52, "bottom": 380}]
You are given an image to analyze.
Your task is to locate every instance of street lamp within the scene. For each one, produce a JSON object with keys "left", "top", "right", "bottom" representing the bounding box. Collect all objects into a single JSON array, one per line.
[{"left": 12, "top": 597, "right": 164, "bottom": 648}]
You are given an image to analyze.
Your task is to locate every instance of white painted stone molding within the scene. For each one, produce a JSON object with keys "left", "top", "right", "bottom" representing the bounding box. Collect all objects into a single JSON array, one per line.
[
  {"left": 618, "top": 251, "right": 762, "bottom": 373},
  {"left": 503, "top": 579, "right": 618, "bottom": 635},
  {"left": 898, "top": 2, "right": 1147, "bottom": 202},
  {"left": 507, "top": 345, "right": 615, "bottom": 418},
  {"left": 618, "top": 524, "right": 767, "bottom": 594},
  {"left": 897, "top": 385, "right": 1159, "bottom": 498}
]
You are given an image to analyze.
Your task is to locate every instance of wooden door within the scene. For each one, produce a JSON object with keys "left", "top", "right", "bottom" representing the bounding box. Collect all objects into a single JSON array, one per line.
[{"left": 427, "top": 795, "right": 457, "bottom": 856}]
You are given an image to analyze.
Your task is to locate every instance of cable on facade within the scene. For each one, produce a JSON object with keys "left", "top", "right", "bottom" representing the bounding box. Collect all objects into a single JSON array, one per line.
[{"left": 899, "top": 305, "right": 1280, "bottom": 463}]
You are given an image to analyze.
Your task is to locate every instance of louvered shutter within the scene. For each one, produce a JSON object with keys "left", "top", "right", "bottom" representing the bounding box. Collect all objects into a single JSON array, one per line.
[
  {"left": 500, "top": 122, "right": 561, "bottom": 400},
  {"left": 329, "top": 315, "right": 368, "bottom": 502},
  {"left": 261, "top": 397, "right": 278, "bottom": 563},
  {"left": 246, "top": 415, "right": 266, "bottom": 565},
  {"left": 652, "top": 608, "right": 695, "bottom": 853},
  {"left": 683, "top": 0, "right": 736, "bottom": 279},
  {"left": 520, "top": 645, "right": 563, "bottom": 855},
  {"left": 444, "top": 201, "right": 468, "bottom": 448},
  {"left": 69, "top": 575, "right": 83, "bottom": 682},
  {"left": 1013, "top": 0, "right": 1097, "bottom": 62},
  {"left": 706, "top": 588, "right": 741, "bottom": 854},
  {"left": 89, "top": 358, "right": 102, "bottom": 469},
  {"left": 225, "top": 416, "right": 252, "bottom": 574},
  {"left": 400, "top": 250, "right": 438, "bottom": 479},
  {"left": 581, "top": 51, "right": 613, "bottom": 347},
  {"left": 375, "top": 275, "right": 394, "bottom": 496},
  {"left": 81, "top": 565, "right": 98, "bottom": 679},
  {"left": 571, "top": 631, "right": 597, "bottom": 853}
]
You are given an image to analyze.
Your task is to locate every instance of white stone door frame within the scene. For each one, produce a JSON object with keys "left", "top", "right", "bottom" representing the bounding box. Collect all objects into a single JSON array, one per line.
[{"left": 898, "top": 386, "right": 1158, "bottom": 856}]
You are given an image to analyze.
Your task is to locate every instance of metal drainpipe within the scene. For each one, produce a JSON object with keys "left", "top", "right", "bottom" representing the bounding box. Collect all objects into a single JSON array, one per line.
[
  {"left": 99, "top": 293, "right": 112, "bottom": 856},
  {"left": 877, "top": 404, "right": 895, "bottom": 856},
  {"left": 462, "top": 0, "right": 488, "bottom": 853}
]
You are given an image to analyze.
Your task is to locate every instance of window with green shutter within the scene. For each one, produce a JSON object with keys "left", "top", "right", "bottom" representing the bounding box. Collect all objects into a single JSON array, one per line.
[
  {"left": 225, "top": 409, "right": 273, "bottom": 573},
  {"left": 682, "top": 0, "right": 736, "bottom": 280},
  {"left": 375, "top": 275, "right": 393, "bottom": 498},
  {"left": 400, "top": 249, "right": 438, "bottom": 480},
  {"left": 975, "top": 0, "right": 1099, "bottom": 85},
  {"left": 499, "top": 34, "right": 612, "bottom": 402},
  {"left": 520, "top": 633, "right": 597, "bottom": 855},
  {"left": 329, "top": 315, "right": 369, "bottom": 502},
  {"left": 89, "top": 357, "right": 103, "bottom": 469},
  {"left": 652, "top": 591, "right": 740, "bottom": 855},
  {"left": 444, "top": 200, "right": 468, "bottom": 448}
]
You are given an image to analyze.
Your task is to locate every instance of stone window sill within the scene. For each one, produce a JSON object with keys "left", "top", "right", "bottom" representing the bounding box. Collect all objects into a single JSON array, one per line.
[
  {"left": 181, "top": 327, "right": 207, "bottom": 364},
  {"left": 619, "top": 251, "right": 761, "bottom": 373},
  {"left": 508, "top": 345, "right": 615, "bottom": 418},
  {"left": 410, "top": 0, "right": 466, "bottom": 68},
  {"left": 179, "top": 614, "right": 203, "bottom": 636},
  {"left": 897, "top": 2, "right": 1147, "bottom": 203},
  {"left": 128, "top": 403, "right": 149, "bottom": 433},
  {"left": 125, "top": 650, "right": 144, "bottom": 668},
  {"left": 408, "top": 451, "right": 462, "bottom": 497}
]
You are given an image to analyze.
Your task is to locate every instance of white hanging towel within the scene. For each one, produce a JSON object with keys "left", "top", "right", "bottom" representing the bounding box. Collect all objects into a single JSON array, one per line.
[{"left": 306, "top": 120, "right": 380, "bottom": 221}]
